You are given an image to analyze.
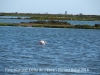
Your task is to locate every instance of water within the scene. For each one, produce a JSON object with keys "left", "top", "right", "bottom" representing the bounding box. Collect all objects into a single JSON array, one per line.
[
  {"left": 66, "top": 20, "right": 100, "bottom": 26},
  {"left": 0, "top": 19, "right": 37, "bottom": 23},
  {"left": 0, "top": 26, "right": 100, "bottom": 75}
]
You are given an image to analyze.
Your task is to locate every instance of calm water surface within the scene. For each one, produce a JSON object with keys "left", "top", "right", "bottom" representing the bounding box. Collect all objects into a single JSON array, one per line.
[{"left": 0, "top": 26, "right": 100, "bottom": 75}]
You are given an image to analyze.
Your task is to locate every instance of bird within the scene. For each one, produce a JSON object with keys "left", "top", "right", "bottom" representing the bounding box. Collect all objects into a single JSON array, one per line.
[{"left": 39, "top": 40, "right": 46, "bottom": 45}]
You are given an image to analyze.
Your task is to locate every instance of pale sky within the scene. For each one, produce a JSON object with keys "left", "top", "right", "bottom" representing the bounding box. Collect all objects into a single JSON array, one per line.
[{"left": 0, "top": 0, "right": 100, "bottom": 15}]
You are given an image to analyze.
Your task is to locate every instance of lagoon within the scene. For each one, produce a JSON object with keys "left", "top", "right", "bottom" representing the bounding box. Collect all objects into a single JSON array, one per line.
[{"left": 0, "top": 26, "right": 100, "bottom": 75}]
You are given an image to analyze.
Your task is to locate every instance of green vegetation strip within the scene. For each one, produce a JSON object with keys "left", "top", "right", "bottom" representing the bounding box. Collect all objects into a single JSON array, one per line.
[
  {"left": 0, "top": 13, "right": 100, "bottom": 21},
  {"left": 0, "top": 23, "right": 18, "bottom": 26},
  {"left": 0, "top": 22, "right": 100, "bottom": 29}
]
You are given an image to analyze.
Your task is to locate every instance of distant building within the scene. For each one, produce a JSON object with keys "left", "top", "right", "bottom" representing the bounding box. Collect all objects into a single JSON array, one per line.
[
  {"left": 79, "top": 13, "right": 83, "bottom": 17},
  {"left": 65, "top": 11, "right": 67, "bottom": 15}
]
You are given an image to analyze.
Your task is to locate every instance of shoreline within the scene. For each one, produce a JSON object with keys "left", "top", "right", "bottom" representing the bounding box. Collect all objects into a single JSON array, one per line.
[
  {"left": 0, "top": 13, "right": 100, "bottom": 21},
  {"left": 0, "top": 22, "right": 100, "bottom": 29}
]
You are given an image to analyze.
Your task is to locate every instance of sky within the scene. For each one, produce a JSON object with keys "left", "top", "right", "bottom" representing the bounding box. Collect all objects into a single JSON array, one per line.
[{"left": 0, "top": 0, "right": 100, "bottom": 15}]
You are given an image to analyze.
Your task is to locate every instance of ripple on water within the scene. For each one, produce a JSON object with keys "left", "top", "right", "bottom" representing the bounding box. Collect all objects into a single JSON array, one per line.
[{"left": 0, "top": 27, "right": 100, "bottom": 75}]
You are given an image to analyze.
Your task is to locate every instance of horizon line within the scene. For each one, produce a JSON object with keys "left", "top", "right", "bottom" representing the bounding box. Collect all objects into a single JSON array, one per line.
[{"left": 0, "top": 12, "right": 100, "bottom": 16}]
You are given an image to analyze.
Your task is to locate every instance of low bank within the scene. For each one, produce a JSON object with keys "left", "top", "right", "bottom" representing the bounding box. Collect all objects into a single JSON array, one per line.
[{"left": 0, "top": 22, "right": 100, "bottom": 29}]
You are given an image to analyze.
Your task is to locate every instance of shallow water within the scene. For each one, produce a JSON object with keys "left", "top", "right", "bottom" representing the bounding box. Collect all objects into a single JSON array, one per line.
[
  {"left": 66, "top": 20, "right": 100, "bottom": 26},
  {"left": 0, "top": 19, "right": 36, "bottom": 23},
  {"left": 0, "top": 26, "right": 100, "bottom": 75}
]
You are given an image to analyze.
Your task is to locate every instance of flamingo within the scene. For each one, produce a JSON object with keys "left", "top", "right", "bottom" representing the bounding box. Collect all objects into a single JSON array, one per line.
[{"left": 39, "top": 40, "right": 47, "bottom": 45}]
